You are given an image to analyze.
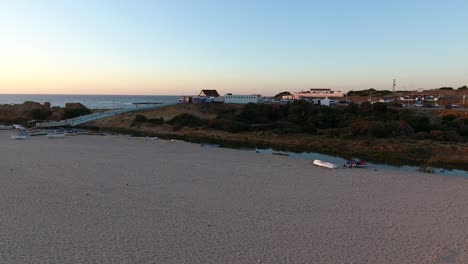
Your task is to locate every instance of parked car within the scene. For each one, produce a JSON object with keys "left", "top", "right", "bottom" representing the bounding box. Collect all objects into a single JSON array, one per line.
[
  {"left": 452, "top": 104, "right": 459, "bottom": 108},
  {"left": 445, "top": 104, "right": 453, "bottom": 109},
  {"left": 414, "top": 102, "right": 423, "bottom": 107}
]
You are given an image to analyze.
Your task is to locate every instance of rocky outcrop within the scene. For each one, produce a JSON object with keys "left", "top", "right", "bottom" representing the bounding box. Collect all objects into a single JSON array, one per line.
[
  {"left": 0, "top": 101, "right": 64, "bottom": 125},
  {"left": 65, "top": 103, "right": 88, "bottom": 110}
]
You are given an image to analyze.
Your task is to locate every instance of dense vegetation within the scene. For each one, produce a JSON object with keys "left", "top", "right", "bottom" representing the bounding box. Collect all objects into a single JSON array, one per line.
[
  {"left": 438, "top": 85, "right": 467, "bottom": 90},
  {"left": 347, "top": 88, "right": 393, "bottom": 97},
  {"left": 134, "top": 101, "right": 468, "bottom": 143},
  {"left": 132, "top": 114, "right": 164, "bottom": 127}
]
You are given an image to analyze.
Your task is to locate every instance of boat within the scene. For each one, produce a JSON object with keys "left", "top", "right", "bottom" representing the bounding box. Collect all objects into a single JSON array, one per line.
[
  {"left": 346, "top": 158, "right": 367, "bottom": 168},
  {"left": 313, "top": 159, "right": 338, "bottom": 169},
  {"left": 0, "top": 125, "right": 13, "bottom": 130},
  {"left": 12, "top": 124, "right": 26, "bottom": 130},
  {"left": 11, "top": 134, "right": 28, "bottom": 140},
  {"left": 28, "top": 131, "right": 48, "bottom": 136}
]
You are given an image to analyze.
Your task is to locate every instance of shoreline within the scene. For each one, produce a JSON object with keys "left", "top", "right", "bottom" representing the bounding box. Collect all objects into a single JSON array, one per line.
[{"left": 88, "top": 125, "right": 468, "bottom": 172}]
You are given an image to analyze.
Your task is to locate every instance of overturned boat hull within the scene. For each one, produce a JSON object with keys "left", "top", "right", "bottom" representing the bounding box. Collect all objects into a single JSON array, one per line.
[
  {"left": 313, "top": 159, "right": 338, "bottom": 169},
  {"left": 11, "top": 135, "right": 28, "bottom": 140}
]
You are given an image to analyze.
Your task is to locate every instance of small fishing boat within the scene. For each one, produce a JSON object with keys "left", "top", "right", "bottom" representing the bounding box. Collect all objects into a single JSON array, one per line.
[
  {"left": 28, "top": 131, "right": 48, "bottom": 136},
  {"left": 11, "top": 134, "right": 28, "bottom": 140},
  {"left": 346, "top": 158, "right": 367, "bottom": 168},
  {"left": 0, "top": 125, "right": 13, "bottom": 130},
  {"left": 313, "top": 159, "right": 338, "bottom": 169},
  {"left": 12, "top": 124, "right": 26, "bottom": 131}
]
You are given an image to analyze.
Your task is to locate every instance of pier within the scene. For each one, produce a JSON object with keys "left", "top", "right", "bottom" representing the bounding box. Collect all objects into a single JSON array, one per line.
[{"left": 36, "top": 103, "right": 177, "bottom": 128}]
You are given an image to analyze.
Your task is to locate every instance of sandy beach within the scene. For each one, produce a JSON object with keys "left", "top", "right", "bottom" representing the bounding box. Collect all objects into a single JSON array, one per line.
[{"left": 1, "top": 131, "right": 468, "bottom": 263}]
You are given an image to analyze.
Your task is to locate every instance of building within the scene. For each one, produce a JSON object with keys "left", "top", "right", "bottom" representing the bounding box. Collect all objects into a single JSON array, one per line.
[
  {"left": 224, "top": 94, "right": 260, "bottom": 104},
  {"left": 293, "top": 88, "right": 343, "bottom": 99},
  {"left": 196, "top": 89, "right": 223, "bottom": 103},
  {"left": 310, "top": 97, "right": 332, "bottom": 106},
  {"left": 199, "top": 89, "right": 220, "bottom": 98}
]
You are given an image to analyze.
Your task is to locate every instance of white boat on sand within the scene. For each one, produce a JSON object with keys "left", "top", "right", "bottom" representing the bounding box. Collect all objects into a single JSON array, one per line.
[
  {"left": 313, "top": 159, "right": 338, "bottom": 169},
  {"left": 13, "top": 124, "right": 26, "bottom": 130},
  {"left": 11, "top": 135, "right": 28, "bottom": 140}
]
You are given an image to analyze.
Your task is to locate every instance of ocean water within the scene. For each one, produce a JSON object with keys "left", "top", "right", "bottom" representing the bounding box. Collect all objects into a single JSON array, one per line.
[{"left": 0, "top": 94, "right": 180, "bottom": 109}]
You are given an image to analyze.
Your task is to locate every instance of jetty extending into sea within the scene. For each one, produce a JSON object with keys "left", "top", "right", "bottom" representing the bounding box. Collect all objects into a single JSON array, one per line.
[{"left": 35, "top": 103, "right": 177, "bottom": 128}]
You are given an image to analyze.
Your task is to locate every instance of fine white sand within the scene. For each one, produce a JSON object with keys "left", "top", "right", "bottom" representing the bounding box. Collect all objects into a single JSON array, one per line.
[{"left": 1, "top": 131, "right": 468, "bottom": 263}]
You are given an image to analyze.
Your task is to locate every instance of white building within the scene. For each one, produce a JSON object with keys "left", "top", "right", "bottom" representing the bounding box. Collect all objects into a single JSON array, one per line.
[
  {"left": 293, "top": 88, "right": 343, "bottom": 99},
  {"left": 224, "top": 94, "right": 260, "bottom": 104},
  {"left": 311, "top": 97, "right": 332, "bottom": 106}
]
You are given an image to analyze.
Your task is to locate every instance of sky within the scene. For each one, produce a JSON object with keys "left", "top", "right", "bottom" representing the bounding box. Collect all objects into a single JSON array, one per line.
[{"left": 0, "top": 0, "right": 467, "bottom": 95}]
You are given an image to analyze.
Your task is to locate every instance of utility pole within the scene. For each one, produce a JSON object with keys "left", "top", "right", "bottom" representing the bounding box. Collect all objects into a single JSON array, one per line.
[{"left": 392, "top": 79, "right": 396, "bottom": 102}]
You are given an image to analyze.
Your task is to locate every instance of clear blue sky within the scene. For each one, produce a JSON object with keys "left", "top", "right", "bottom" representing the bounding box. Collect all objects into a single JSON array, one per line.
[{"left": 0, "top": 0, "right": 467, "bottom": 95}]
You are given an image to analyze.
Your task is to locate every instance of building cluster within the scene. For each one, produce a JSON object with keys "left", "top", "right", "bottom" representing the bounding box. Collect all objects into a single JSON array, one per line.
[
  {"left": 178, "top": 88, "right": 463, "bottom": 108},
  {"left": 180, "top": 88, "right": 345, "bottom": 106}
]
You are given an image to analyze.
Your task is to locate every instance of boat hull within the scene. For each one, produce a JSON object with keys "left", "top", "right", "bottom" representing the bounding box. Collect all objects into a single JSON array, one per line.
[
  {"left": 313, "top": 159, "right": 338, "bottom": 169},
  {"left": 11, "top": 135, "right": 28, "bottom": 140}
]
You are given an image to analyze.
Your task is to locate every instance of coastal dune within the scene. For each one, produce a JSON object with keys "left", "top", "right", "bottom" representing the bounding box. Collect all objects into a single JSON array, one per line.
[{"left": 1, "top": 131, "right": 468, "bottom": 263}]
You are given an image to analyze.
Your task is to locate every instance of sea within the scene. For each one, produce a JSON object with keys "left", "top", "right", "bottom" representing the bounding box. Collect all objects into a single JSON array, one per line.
[{"left": 0, "top": 94, "right": 180, "bottom": 109}]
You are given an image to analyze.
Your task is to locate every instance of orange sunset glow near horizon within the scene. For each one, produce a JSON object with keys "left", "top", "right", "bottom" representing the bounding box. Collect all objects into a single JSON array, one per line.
[{"left": 1, "top": 1, "right": 467, "bottom": 95}]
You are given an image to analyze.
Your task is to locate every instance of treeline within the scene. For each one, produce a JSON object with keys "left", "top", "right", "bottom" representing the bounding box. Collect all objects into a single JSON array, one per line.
[
  {"left": 133, "top": 101, "right": 468, "bottom": 142},
  {"left": 348, "top": 86, "right": 468, "bottom": 95},
  {"left": 438, "top": 86, "right": 468, "bottom": 90},
  {"left": 347, "top": 88, "right": 393, "bottom": 97}
]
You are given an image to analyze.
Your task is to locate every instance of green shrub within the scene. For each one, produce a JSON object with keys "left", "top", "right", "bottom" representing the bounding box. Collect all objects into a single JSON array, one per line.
[
  {"left": 208, "top": 119, "right": 249, "bottom": 133},
  {"left": 407, "top": 116, "right": 432, "bottom": 132},
  {"left": 134, "top": 114, "right": 148, "bottom": 123},
  {"left": 147, "top": 118, "right": 164, "bottom": 126},
  {"left": 429, "top": 130, "right": 460, "bottom": 142},
  {"left": 368, "top": 121, "right": 398, "bottom": 138},
  {"left": 168, "top": 113, "right": 205, "bottom": 127},
  {"left": 442, "top": 114, "right": 457, "bottom": 122}
]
